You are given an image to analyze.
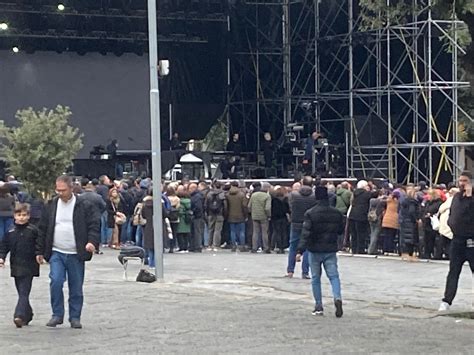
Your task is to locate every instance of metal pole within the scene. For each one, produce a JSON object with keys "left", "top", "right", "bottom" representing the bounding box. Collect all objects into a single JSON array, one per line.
[
  {"left": 427, "top": 0, "right": 433, "bottom": 185},
  {"left": 386, "top": 0, "right": 394, "bottom": 182},
  {"left": 348, "top": 0, "right": 354, "bottom": 178},
  {"left": 452, "top": 2, "right": 460, "bottom": 182},
  {"left": 169, "top": 103, "right": 173, "bottom": 141},
  {"left": 147, "top": 0, "right": 164, "bottom": 280}
]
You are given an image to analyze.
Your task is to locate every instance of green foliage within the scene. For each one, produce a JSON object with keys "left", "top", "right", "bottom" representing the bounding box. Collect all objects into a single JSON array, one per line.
[
  {"left": 201, "top": 110, "right": 228, "bottom": 152},
  {"left": 358, "top": 0, "right": 416, "bottom": 31},
  {"left": 0, "top": 105, "right": 83, "bottom": 198}
]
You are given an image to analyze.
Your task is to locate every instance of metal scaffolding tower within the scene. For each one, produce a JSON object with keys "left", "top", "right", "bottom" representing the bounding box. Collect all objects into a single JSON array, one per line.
[{"left": 229, "top": 0, "right": 473, "bottom": 184}]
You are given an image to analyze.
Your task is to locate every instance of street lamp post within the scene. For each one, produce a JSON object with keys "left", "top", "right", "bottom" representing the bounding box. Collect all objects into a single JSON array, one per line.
[{"left": 147, "top": 0, "right": 164, "bottom": 280}]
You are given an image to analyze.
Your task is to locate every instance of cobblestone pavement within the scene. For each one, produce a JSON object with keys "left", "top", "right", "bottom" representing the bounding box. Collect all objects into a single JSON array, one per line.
[{"left": 0, "top": 249, "right": 472, "bottom": 354}]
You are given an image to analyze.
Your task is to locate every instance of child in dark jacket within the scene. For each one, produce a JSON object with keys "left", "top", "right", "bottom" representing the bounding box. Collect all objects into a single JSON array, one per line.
[{"left": 0, "top": 203, "right": 44, "bottom": 328}]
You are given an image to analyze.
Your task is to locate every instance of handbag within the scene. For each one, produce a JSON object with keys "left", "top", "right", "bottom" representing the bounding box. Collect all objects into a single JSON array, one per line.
[
  {"left": 136, "top": 269, "right": 156, "bottom": 283},
  {"left": 112, "top": 203, "right": 127, "bottom": 225},
  {"left": 430, "top": 215, "right": 440, "bottom": 231}
]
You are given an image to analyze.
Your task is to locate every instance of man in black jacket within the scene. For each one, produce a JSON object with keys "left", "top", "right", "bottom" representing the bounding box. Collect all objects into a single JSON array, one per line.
[
  {"left": 286, "top": 176, "right": 316, "bottom": 279},
  {"left": 296, "top": 186, "right": 344, "bottom": 317},
  {"left": 189, "top": 183, "right": 205, "bottom": 252},
  {"left": 439, "top": 171, "right": 474, "bottom": 312},
  {"left": 39, "top": 175, "right": 100, "bottom": 329}
]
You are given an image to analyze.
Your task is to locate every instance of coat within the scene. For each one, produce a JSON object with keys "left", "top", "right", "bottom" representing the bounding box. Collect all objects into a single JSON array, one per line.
[
  {"left": 448, "top": 193, "right": 474, "bottom": 240},
  {"left": 288, "top": 186, "right": 316, "bottom": 225},
  {"left": 39, "top": 195, "right": 100, "bottom": 262},
  {"left": 297, "top": 200, "right": 344, "bottom": 254},
  {"left": 248, "top": 191, "right": 271, "bottom": 221},
  {"left": 0, "top": 194, "right": 15, "bottom": 218},
  {"left": 399, "top": 197, "right": 420, "bottom": 245},
  {"left": 0, "top": 223, "right": 42, "bottom": 277},
  {"left": 335, "top": 188, "right": 351, "bottom": 215},
  {"left": 422, "top": 198, "right": 442, "bottom": 233},
  {"left": 226, "top": 186, "right": 247, "bottom": 223},
  {"left": 177, "top": 198, "right": 192, "bottom": 234},
  {"left": 438, "top": 197, "right": 454, "bottom": 239},
  {"left": 349, "top": 189, "right": 378, "bottom": 222},
  {"left": 382, "top": 196, "right": 399, "bottom": 229},
  {"left": 271, "top": 196, "right": 289, "bottom": 221},
  {"left": 141, "top": 196, "right": 154, "bottom": 250},
  {"left": 106, "top": 198, "right": 126, "bottom": 228},
  {"left": 190, "top": 190, "right": 205, "bottom": 219}
]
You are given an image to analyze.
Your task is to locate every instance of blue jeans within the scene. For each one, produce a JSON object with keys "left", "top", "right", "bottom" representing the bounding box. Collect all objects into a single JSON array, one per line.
[
  {"left": 203, "top": 222, "right": 209, "bottom": 247},
  {"left": 120, "top": 218, "right": 132, "bottom": 243},
  {"left": 308, "top": 252, "right": 342, "bottom": 306},
  {"left": 0, "top": 217, "right": 14, "bottom": 242},
  {"left": 49, "top": 252, "right": 85, "bottom": 321},
  {"left": 230, "top": 223, "right": 246, "bottom": 246},
  {"left": 287, "top": 225, "right": 309, "bottom": 275},
  {"left": 135, "top": 225, "right": 144, "bottom": 247},
  {"left": 100, "top": 211, "right": 109, "bottom": 245},
  {"left": 147, "top": 249, "right": 155, "bottom": 268}
]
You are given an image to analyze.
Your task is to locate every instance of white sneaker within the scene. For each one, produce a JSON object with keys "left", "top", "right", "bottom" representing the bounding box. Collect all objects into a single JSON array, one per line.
[{"left": 438, "top": 301, "right": 450, "bottom": 312}]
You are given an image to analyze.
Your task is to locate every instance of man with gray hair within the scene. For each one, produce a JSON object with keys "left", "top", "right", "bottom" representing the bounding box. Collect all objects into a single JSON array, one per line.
[{"left": 39, "top": 175, "right": 100, "bottom": 329}]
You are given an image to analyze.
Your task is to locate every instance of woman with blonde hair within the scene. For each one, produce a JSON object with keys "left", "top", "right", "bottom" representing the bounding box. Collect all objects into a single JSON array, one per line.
[{"left": 106, "top": 187, "right": 126, "bottom": 249}]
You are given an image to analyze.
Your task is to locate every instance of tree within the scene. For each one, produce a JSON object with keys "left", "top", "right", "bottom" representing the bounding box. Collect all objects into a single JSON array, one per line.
[{"left": 0, "top": 105, "right": 83, "bottom": 198}]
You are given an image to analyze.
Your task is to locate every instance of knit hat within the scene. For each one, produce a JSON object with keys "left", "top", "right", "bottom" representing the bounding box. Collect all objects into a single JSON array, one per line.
[{"left": 315, "top": 186, "right": 328, "bottom": 201}]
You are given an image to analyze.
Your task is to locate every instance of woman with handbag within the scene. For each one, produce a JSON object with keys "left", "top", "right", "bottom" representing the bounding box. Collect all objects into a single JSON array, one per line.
[{"left": 107, "top": 187, "right": 126, "bottom": 249}]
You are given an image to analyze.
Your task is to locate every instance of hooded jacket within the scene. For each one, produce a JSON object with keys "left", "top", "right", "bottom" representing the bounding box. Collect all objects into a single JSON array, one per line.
[
  {"left": 335, "top": 188, "right": 352, "bottom": 215},
  {"left": 226, "top": 186, "right": 247, "bottom": 223},
  {"left": 399, "top": 197, "right": 420, "bottom": 245},
  {"left": 289, "top": 186, "right": 316, "bottom": 225}
]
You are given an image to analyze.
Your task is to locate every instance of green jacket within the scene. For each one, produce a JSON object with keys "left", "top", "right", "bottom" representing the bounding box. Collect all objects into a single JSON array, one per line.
[
  {"left": 177, "top": 198, "right": 192, "bottom": 234},
  {"left": 248, "top": 191, "right": 271, "bottom": 221},
  {"left": 335, "top": 188, "right": 352, "bottom": 215}
]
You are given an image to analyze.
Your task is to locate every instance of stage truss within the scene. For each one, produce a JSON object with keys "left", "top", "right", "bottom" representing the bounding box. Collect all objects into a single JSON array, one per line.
[{"left": 228, "top": 0, "right": 473, "bottom": 184}]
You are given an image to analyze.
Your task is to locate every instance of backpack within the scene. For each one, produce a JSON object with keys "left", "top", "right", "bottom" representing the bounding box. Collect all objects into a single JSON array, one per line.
[
  {"left": 367, "top": 208, "right": 378, "bottom": 223},
  {"left": 208, "top": 193, "right": 224, "bottom": 214},
  {"left": 168, "top": 207, "right": 180, "bottom": 223},
  {"left": 132, "top": 202, "right": 147, "bottom": 226}
]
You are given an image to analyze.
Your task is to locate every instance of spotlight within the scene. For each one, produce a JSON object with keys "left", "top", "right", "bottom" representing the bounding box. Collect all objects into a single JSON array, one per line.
[
  {"left": 12, "top": 46, "right": 19, "bottom": 53},
  {"left": 57, "top": 4, "right": 65, "bottom": 11},
  {"left": 0, "top": 22, "right": 8, "bottom": 30}
]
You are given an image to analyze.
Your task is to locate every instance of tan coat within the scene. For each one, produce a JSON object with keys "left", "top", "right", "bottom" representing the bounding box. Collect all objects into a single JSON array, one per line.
[{"left": 382, "top": 196, "right": 399, "bottom": 229}]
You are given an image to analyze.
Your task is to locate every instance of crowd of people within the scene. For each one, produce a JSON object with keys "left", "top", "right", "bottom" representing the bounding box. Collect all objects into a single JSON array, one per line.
[
  {"left": 0, "top": 170, "right": 472, "bottom": 324},
  {"left": 60, "top": 174, "right": 466, "bottom": 264}
]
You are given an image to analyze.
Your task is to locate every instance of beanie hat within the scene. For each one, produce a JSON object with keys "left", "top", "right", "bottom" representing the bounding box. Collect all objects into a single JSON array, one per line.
[{"left": 315, "top": 186, "right": 328, "bottom": 201}]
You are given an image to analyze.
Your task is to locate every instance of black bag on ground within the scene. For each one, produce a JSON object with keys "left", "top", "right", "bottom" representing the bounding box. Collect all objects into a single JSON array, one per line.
[
  {"left": 118, "top": 246, "right": 145, "bottom": 265},
  {"left": 136, "top": 269, "right": 156, "bottom": 283}
]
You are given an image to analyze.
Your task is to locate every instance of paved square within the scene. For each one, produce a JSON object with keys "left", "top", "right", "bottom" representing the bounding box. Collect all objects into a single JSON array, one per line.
[{"left": 0, "top": 250, "right": 472, "bottom": 353}]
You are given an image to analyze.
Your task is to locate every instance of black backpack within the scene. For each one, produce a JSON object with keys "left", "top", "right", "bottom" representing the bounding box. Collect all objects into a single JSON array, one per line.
[
  {"left": 208, "top": 193, "right": 224, "bottom": 214},
  {"left": 168, "top": 207, "right": 180, "bottom": 223}
]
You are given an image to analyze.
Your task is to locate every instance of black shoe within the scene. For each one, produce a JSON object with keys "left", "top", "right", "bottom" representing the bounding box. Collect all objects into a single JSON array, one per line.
[
  {"left": 231, "top": 246, "right": 237, "bottom": 252},
  {"left": 335, "top": 299, "right": 343, "bottom": 318},
  {"left": 70, "top": 319, "right": 82, "bottom": 329},
  {"left": 302, "top": 273, "right": 311, "bottom": 280},
  {"left": 312, "top": 305, "right": 324, "bottom": 316},
  {"left": 14, "top": 317, "right": 24, "bottom": 328},
  {"left": 250, "top": 249, "right": 257, "bottom": 253},
  {"left": 94, "top": 250, "right": 103, "bottom": 255},
  {"left": 264, "top": 249, "right": 271, "bottom": 254},
  {"left": 46, "top": 317, "right": 63, "bottom": 327}
]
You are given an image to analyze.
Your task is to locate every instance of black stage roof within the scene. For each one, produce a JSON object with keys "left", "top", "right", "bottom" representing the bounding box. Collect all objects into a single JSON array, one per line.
[{"left": 0, "top": 0, "right": 228, "bottom": 55}]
